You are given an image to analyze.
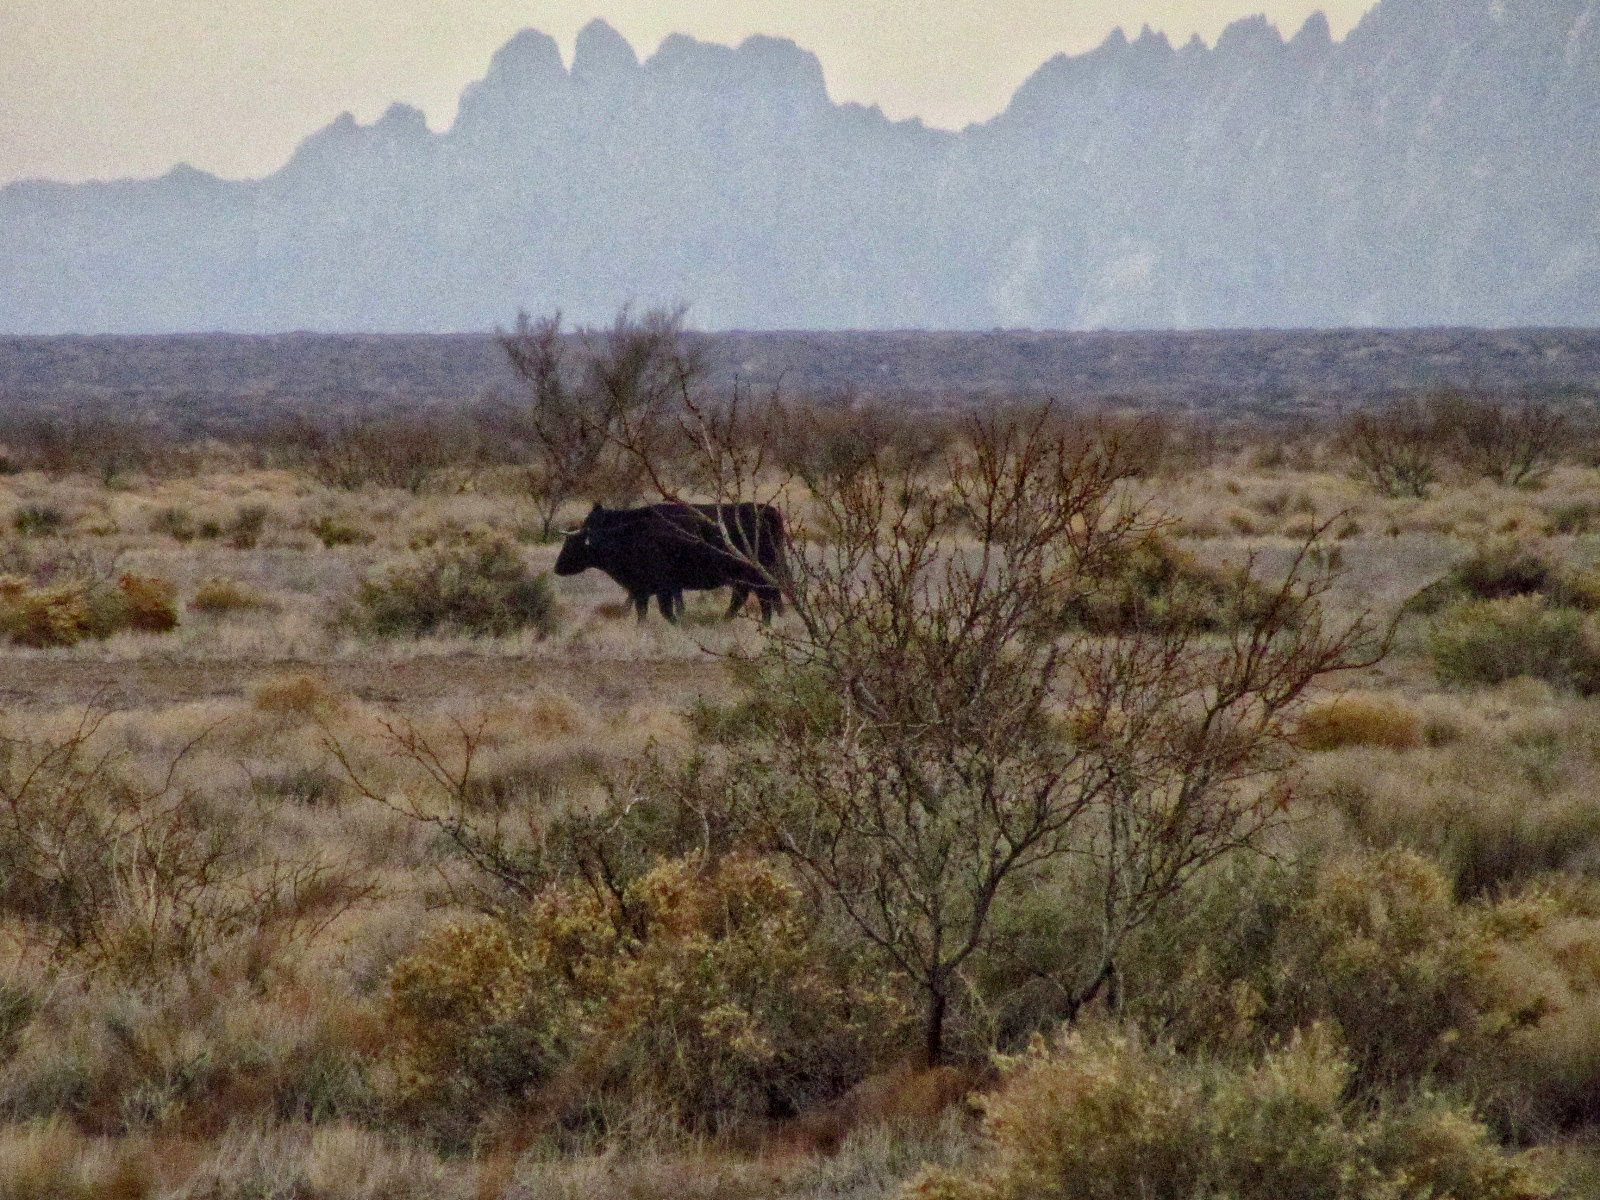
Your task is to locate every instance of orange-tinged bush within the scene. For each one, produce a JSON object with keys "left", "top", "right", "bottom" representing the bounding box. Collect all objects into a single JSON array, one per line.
[
  {"left": 114, "top": 574, "right": 178, "bottom": 633},
  {"left": 0, "top": 573, "right": 179, "bottom": 646},
  {"left": 189, "top": 576, "right": 274, "bottom": 615},
  {"left": 0, "top": 583, "right": 92, "bottom": 647},
  {"left": 251, "top": 674, "right": 350, "bottom": 723},
  {"left": 1296, "top": 694, "right": 1423, "bottom": 752}
]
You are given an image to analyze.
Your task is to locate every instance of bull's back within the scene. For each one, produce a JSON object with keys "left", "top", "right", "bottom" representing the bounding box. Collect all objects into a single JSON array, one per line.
[{"left": 687, "top": 503, "right": 786, "bottom": 569}]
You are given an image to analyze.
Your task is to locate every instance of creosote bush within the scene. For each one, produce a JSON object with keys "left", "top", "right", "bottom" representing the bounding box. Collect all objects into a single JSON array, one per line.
[
  {"left": 1059, "top": 532, "right": 1280, "bottom": 634},
  {"left": 1407, "top": 540, "right": 1600, "bottom": 616},
  {"left": 383, "top": 852, "right": 909, "bottom": 1138},
  {"left": 903, "top": 1026, "right": 1551, "bottom": 1200},
  {"left": 351, "top": 531, "right": 559, "bottom": 639},
  {"left": 1124, "top": 849, "right": 1600, "bottom": 1137}
]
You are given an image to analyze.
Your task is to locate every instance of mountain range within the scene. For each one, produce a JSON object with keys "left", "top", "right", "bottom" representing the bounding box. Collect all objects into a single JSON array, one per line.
[{"left": 2, "top": 0, "right": 1597, "bottom": 334}]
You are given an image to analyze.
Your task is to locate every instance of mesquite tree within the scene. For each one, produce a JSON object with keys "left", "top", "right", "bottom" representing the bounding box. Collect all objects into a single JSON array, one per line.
[
  {"left": 676, "top": 411, "right": 1382, "bottom": 1064},
  {"left": 511, "top": 310, "right": 1385, "bottom": 1064}
]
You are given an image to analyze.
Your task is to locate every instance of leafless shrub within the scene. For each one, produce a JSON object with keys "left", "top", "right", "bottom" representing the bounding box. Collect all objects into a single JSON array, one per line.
[
  {"left": 1339, "top": 398, "right": 1439, "bottom": 498},
  {"left": 0, "top": 708, "right": 369, "bottom": 982},
  {"left": 1429, "top": 389, "right": 1570, "bottom": 486},
  {"left": 287, "top": 414, "right": 481, "bottom": 494},
  {"left": 0, "top": 414, "right": 177, "bottom": 483}
]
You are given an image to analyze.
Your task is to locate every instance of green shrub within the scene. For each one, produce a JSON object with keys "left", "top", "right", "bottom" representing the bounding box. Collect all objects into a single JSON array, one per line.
[
  {"left": 308, "top": 514, "right": 373, "bottom": 548},
  {"left": 10, "top": 506, "right": 65, "bottom": 538},
  {"left": 1549, "top": 500, "right": 1600, "bottom": 535},
  {"left": 1060, "top": 534, "right": 1276, "bottom": 634},
  {"left": 352, "top": 532, "right": 559, "bottom": 639},
  {"left": 903, "top": 1026, "right": 1550, "bottom": 1200},
  {"left": 1407, "top": 541, "right": 1600, "bottom": 617},
  {"left": 1453, "top": 543, "right": 1557, "bottom": 602},
  {"left": 1428, "top": 598, "right": 1600, "bottom": 693},
  {"left": 382, "top": 853, "right": 911, "bottom": 1137},
  {"left": 226, "top": 502, "right": 270, "bottom": 550},
  {"left": 0, "top": 982, "right": 36, "bottom": 1062}
]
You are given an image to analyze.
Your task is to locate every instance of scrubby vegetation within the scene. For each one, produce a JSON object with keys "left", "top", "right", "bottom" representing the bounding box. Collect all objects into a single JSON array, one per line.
[
  {"left": 0, "top": 313, "right": 1598, "bottom": 1195},
  {"left": 0, "top": 571, "right": 178, "bottom": 646},
  {"left": 351, "top": 531, "right": 559, "bottom": 640}
]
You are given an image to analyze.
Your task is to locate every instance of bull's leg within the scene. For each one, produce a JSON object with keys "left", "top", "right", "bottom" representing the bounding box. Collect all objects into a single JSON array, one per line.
[
  {"left": 724, "top": 584, "right": 749, "bottom": 620},
  {"left": 757, "top": 587, "right": 776, "bottom": 625},
  {"left": 657, "top": 591, "right": 682, "bottom": 623},
  {"left": 631, "top": 592, "right": 650, "bottom": 622}
]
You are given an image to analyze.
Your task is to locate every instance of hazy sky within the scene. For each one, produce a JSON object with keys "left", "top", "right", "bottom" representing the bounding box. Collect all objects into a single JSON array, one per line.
[{"left": 1, "top": 1, "right": 1375, "bottom": 187}]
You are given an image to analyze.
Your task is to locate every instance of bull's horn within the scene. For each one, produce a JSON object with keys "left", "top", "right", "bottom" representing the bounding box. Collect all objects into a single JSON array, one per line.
[{"left": 557, "top": 527, "right": 581, "bottom": 536}]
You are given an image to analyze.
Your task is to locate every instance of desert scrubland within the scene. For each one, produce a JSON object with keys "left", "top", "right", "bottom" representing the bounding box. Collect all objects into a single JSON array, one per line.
[{"left": 3, "top": 324, "right": 1600, "bottom": 1197}]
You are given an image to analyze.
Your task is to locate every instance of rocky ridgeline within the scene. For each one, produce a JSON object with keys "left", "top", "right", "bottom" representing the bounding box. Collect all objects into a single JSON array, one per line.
[{"left": 2, "top": 0, "right": 1596, "bottom": 333}]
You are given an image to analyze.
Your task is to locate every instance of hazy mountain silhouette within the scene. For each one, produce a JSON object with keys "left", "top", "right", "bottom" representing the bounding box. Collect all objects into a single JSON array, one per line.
[{"left": 2, "top": 0, "right": 1596, "bottom": 333}]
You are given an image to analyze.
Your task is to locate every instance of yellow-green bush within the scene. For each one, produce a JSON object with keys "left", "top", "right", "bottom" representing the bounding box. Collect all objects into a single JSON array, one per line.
[
  {"left": 382, "top": 853, "right": 911, "bottom": 1136},
  {"left": 903, "top": 1027, "right": 1551, "bottom": 1200},
  {"left": 1132, "top": 852, "right": 1549, "bottom": 1084},
  {"left": 1123, "top": 850, "right": 1600, "bottom": 1139},
  {"left": 1296, "top": 694, "right": 1423, "bottom": 751}
]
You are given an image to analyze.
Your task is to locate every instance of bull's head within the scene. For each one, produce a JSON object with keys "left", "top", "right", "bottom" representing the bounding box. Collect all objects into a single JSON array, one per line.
[{"left": 552, "top": 503, "right": 605, "bottom": 576}]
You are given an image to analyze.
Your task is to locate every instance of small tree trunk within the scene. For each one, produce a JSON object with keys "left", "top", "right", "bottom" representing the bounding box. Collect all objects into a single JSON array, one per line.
[{"left": 925, "top": 987, "right": 947, "bottom": 1067}]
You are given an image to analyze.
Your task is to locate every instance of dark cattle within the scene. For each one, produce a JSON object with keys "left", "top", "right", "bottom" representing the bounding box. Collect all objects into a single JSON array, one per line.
[{"left": 553, "top": 502, "right": 788, "bottom": 623}]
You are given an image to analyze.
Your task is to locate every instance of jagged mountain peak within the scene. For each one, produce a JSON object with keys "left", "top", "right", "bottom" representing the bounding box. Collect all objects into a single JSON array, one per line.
[
  {"left": 572, "top": 19, "right": 638, "bottom": 83},
  {"left": 641, "top": 30, "right": 828, "bottom": 106},
  {"left": 483, "top": 28, "right": 566, "bottom": 86},
  {"left": 1291, "top": 10, "right": 1335, "bottom": 50},
  {"left": 1215, "top": 13, "right": 1287, "bottom": 55},
  {"left": 1132, "top": 25, "right": 1175, "bottom": 54},
  {"left": 1098, "top": 27, "right": 1131, "bottom": 52}
]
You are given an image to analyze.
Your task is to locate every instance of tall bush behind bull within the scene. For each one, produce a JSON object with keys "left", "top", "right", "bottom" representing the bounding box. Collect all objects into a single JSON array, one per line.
[{"left": 498, "top": 305, "right": 705, "bottom": 540}]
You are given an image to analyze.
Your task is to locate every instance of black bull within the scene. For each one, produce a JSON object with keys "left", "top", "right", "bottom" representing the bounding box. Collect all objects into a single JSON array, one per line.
[{"left": 553, "top": 502, "right": 789, "bottom": 623}]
